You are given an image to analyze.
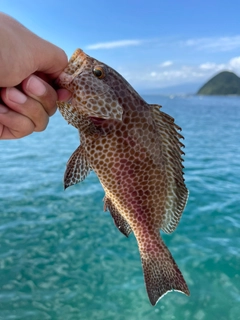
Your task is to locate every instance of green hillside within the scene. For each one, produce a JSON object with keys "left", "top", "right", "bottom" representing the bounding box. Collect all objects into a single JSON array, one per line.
[{"left": 197, "top": 71, "right": 240, "bottom": 95}]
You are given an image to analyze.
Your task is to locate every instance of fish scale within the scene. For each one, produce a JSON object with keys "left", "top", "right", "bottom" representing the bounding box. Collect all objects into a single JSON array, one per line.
[{"left": 56, "top": 48, "right": 189, "bottom": 305}]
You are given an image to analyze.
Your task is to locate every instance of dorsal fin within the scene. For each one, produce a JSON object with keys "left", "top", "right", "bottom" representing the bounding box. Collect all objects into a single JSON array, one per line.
[{"left": 150, "top": 104, "right": 188, "bottom": 234}]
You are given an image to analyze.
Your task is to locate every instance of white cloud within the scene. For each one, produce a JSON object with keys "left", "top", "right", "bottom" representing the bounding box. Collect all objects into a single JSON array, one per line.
[
  {"left": 123, "top": 55, "right": 240, "bottom": 90},
  {"left": 199, "top": 62, "right": 226, "bottom": 71},
  {"left": 146, "top": 68, "right": 204, "bottom": 83},
  {"left": 86, "top": 39, "right": 143, "bottom": 50},
  {"left": 86, "top": 36, "right": 240, "bottom": 52},
  {"left": 159, "top": 60, "right": 173, "bottom": 67},
  {"left": 199, "top": 62, "right": 218, "bottom": 70},
  {"left": 229, "top": 56, "right": 240, "bottom": 69},
  {"left": 198, "top": 56, "right": 240, "bottom": 74},
  {"left": 183, "top": 36, "right": 240, "bottom": 52},
  {"left": 150, "top": 72, "right": 157, "bottom": 77}
]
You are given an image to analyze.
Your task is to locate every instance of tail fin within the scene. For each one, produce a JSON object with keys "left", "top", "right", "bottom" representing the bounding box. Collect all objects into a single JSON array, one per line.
[{"left": 138, "top": 235, "right": 190, "bottom": 305}]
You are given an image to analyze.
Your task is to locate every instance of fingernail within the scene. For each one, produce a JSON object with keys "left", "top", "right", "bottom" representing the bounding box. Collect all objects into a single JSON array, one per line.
[
  {"left": 0, "top": 104, "right": 9, "bottom": 113},
  {"left": 6, "top": 87, "right": 27, "bottom": 104},
  {"left": 27, "top": 75, "right": 47, "bottom": 96}
]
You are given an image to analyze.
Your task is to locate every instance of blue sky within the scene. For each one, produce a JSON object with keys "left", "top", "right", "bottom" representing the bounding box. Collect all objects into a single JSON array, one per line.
[{"left": 2, "top": 0, "right": 240, "bottom": 93}]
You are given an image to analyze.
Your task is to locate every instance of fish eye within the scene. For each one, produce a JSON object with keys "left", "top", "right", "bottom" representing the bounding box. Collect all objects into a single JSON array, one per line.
[{"left": 93, "top": 66, "right": 106, "bottom": 79}]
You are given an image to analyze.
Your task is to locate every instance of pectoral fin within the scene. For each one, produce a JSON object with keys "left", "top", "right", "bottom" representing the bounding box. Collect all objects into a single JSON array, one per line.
[
  {"left": 104, "top": 197, "right": 132, "bottom": 237},
  {"left": 64, "top": 145, "right": 91, "bottom": 189}
]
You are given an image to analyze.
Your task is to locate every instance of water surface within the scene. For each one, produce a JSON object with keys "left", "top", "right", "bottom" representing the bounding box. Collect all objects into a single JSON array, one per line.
[{"left": 0, "top": 95, "right": 240, "bottom": 319}]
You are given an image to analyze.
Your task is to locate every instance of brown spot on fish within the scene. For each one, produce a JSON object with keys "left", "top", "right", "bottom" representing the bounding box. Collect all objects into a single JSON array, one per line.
[{"left": 57, "top": 48, "right": 189, "bottom": 306}]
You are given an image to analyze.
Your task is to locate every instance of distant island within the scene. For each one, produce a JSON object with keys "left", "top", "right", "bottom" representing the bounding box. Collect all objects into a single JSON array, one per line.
[{"left": 197, "top": 71, "right": 240, "bottom": 95}]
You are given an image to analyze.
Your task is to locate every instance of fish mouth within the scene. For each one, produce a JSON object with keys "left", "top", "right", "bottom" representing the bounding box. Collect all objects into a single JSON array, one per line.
[
  {"left": 56, "top": 48, "right": 86, "bottom": 87},
  {"left": 66, "top": 48, "right": 85, "bottom": 75},
  {"left": 89, "top": 116, "right": 107, "bottom": 126}
]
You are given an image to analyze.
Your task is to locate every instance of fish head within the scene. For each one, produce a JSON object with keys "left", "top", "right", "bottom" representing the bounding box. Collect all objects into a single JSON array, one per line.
[{"left": 57, "top": 48, "right": 124, "bottom": 121}]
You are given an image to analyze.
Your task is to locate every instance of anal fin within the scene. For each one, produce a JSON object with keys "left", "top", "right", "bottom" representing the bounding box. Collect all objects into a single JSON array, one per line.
[
  {"left": 64, "top": 145, "right": 91, "bottom": 189},
  {"left": 104, "top": 197, "right": 132, "bottom": 237}
]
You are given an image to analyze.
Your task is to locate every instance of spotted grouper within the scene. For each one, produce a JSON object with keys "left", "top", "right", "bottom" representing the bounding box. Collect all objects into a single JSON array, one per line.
[{"left": 56, "top": 49, "right": 190, "bottom": 305}]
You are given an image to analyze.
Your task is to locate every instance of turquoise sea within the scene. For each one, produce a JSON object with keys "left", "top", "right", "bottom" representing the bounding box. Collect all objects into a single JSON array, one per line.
[{"left": 0, "top": 95, "right": 240, "bottom": 320}]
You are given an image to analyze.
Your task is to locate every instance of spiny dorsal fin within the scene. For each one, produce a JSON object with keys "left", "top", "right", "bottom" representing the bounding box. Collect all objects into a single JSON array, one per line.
[
  {"left": 104, "top": 197, "right": 132, "bottom": 237},
  {"left": 150, "top": 104, "right": 188, "bottom": 234},
  {"left": 64, "top": 145, "right": 91, "bottom": 189}
]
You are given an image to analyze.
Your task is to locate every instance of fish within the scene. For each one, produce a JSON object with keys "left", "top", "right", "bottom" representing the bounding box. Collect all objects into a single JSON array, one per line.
[{"left": 56, "top": 49, "right": 190, "bottom": 305}]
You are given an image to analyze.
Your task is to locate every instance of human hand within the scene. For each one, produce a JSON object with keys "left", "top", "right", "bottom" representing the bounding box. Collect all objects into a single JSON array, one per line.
[{"left": 0, "top": 13, "right": 71, "bottom": 139}]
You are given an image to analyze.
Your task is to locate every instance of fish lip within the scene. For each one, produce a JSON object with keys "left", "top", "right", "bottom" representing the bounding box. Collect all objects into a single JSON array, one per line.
[
  {"left": 67, "top": 48, "right": 86, "bottom": 76},
  {"left": 56, "top": 48, "right": 86, "bottom": 87},
  {"left": 88, "top": 116, "right": 107, "bottom": 126},
  {"left": 68, "top": 48, "right": 85, "bottom": 66},
  {"left": 56, "top": 72, "right": 75, "bottom": 86}
]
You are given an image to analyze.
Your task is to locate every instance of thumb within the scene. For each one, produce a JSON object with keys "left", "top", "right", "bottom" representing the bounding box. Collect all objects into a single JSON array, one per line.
[{"left": 34, "top": 39, "right": 68, "bottom": 79}]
